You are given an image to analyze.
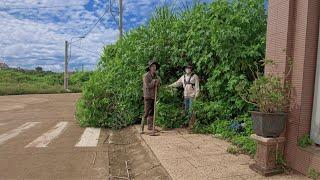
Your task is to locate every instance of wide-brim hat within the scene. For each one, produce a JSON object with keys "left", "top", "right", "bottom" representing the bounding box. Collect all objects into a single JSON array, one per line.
[
  {"left": 183, "top": 63, "right": 193, "bottom": 70},
  {"left": 145, "top": 60, "right": 160, "bottom": 72}
]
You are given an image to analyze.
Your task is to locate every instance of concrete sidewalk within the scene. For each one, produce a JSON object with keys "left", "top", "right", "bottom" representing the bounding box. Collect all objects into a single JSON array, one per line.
[{"left": 135, "top": 125, "right": 307, "bottom": 180}]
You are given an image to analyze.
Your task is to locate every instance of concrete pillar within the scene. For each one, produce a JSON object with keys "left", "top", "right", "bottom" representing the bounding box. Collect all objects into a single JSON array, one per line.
[{"left": 250, "top": 134, "right": 286, "bottom": 176}]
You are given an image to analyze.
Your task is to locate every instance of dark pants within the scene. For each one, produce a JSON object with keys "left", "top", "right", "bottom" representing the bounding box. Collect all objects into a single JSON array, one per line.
[
  {"left": 184, "top": 98, "right": 193, "bottom": 113},
  {"left": 142, "top": 99, "right": 154, "bottom": 130},
  {"left": 143, "top": 99, "right": 154, "bottom": 118},
  {"left": 183, "top": 97, "right": 193, "bottom": 125}
]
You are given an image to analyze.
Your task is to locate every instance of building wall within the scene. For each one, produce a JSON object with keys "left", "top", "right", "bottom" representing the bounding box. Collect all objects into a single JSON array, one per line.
[{"left": 265, "top": 0, "right": 320, "bottom": 175}]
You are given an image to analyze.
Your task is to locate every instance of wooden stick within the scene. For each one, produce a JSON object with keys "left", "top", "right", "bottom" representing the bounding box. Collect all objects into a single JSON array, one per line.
[{"left": 152, "top": 84, "right": 158, "bottom": 135}]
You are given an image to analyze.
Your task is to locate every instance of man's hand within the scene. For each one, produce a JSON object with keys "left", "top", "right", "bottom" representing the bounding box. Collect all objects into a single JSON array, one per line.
[{"left": 153, "top": 79, "right": 160, "bottom": 86}]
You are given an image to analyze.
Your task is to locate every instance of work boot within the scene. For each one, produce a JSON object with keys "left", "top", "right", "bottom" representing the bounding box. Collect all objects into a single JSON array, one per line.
[{"left": 147, "top": 117, "right": 153, "bottom": 130}]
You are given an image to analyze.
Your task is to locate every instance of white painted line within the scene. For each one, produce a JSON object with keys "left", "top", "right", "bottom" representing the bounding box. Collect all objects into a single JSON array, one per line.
[
  {"left": 75, "top": 128, "right": 101, "bottom": 147},
  {"left": 25, "top": 122, "right": 68, "bottom": 148},
  {"left": 0, "top": 122, "right": 40, "bottom": 145}
]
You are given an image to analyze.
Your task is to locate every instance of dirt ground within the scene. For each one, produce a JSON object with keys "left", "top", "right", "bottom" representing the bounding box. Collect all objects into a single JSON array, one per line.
[{"left": 107, "top": 126, "right": 171, "bottom": 180}]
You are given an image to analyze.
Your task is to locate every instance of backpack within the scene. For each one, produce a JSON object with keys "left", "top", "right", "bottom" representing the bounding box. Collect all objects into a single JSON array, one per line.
[{"left": 183, "top": 73, "right": 195, "bottom": 89}]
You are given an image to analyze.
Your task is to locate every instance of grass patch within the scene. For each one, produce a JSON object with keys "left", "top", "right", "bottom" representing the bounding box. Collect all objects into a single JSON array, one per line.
[
  {"left": 298, "top": 134, "right": 313, "bottom": 148},
  {"left": 227, "top": 146, "right": 241, "bottom": 155},
  {"left": 0, "top": 69, "right": 91, "bottom": 95},
  {"left": 308, "top": 168, "right": 320, "bottom": 180},
  {"left": 193, "top": 115, "right": 256, "bottom": 156}
]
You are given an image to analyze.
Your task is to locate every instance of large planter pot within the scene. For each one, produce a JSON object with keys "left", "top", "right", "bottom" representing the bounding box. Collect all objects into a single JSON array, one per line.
[{"left": 251, "top": 111, "right": 287, "bottom": 138}]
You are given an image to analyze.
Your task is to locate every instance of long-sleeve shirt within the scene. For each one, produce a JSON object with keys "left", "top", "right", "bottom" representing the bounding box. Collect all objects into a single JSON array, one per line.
[
  {"left": 169, "top": 74, "right": 200, "bottom": 98},
  {"left": 143, "top": 72, "right": 160, "bottom": 99}
]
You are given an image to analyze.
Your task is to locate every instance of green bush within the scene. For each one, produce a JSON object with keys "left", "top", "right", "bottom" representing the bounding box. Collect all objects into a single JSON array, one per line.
[
  {"left": 236, "top": 68, "right": 290, "bottom": 113},
  {"left": 76, "top": 0, "right": 267, "bottom": 130},
  {"left": 69, "top": 71, "right": 93, "bottom": 87},
  {"left": 193, "top": 115, "right": 256, "bottom": 155},
  {"left": 156, "top": 88, "right": 184, "bottom": 128},
  {"left": 231, "top": 136, "right": 256, "bottom": 155}
]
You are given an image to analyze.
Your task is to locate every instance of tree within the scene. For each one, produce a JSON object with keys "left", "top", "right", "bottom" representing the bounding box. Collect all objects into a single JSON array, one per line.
[{"left": 35, "top": 66, "right": 43, "bottom": 72}]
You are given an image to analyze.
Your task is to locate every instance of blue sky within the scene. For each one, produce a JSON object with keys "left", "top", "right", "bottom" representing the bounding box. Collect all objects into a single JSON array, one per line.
[
  {"left": 0, "top": 0, "right": 213, "bottom": 72},
  {"left": 0, "top": 0, "right": 268, "bottom": 72}
]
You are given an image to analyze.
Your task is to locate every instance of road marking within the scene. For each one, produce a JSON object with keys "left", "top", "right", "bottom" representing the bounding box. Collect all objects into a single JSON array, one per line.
[
  {"left": 25, "top": 122, "right": 68, "bottom": 148},
  {"left": 0, "top": 122, "right": 40, "bottom": 145},
  {"left": 75, "top": 128, "right": 101, "bottom": 147}
]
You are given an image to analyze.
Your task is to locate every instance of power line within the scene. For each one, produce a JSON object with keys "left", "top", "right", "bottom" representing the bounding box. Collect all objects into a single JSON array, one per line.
[
  {"left": 0, "top": 4, "right": 85, "bottom": 10},
  {"left": 81, "top": 7, "right": 109, "bottom": 38},
  {"left": 71, "top": 44, "right": 99, "bottom": 55}
]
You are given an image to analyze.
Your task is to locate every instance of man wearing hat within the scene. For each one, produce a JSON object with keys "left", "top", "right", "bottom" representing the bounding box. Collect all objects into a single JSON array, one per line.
[
  {"left": 141, "top": 59, "right": 161, "bottom": 133},
  {"left": 168, "top": 63, "right": 200, "bottom": 127}
]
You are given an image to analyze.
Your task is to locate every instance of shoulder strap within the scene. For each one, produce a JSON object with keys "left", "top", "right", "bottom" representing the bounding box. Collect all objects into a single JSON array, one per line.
[
  {"left": 190, "top": 73, "right": 195, "bottom": 83},
  {"left": 184, "top": 74, "right": 195, "bottom": 85}
]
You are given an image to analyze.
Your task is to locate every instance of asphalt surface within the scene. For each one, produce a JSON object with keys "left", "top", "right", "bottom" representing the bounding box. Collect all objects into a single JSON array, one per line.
[{"left": 0, "top": 93, "right": 109, "bottom": 179}]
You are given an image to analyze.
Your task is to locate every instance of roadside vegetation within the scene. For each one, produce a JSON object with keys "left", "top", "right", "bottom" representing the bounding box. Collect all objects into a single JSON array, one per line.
[
  {"left": 0, "top": 68, "right": 92, "bottom": 95},
  {"left": 76, "top": 0, "right": 267, "bottom": 156}
]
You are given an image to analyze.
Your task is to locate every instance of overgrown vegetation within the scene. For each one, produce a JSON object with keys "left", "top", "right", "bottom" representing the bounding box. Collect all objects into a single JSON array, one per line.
[
  {"left": 276, "top": 152, "right": 292, "bottom": 174},
  {"left": 298, "top": 134, "right": 313, "bottom": 148},
  {"left": 156, "top": 88, "right": 184, "bottom": 129},
  {"left": 76, "top": 0, "right": 267, "bottom": 154},
  {"left": 0, "top": 68, "right": 91, "bottom": 95},
  {"left": 194, "top": 114, "right": 256, "bottom": 155},
  {"left": 308, "top": 168, "right": 320, "bottom": 180}
]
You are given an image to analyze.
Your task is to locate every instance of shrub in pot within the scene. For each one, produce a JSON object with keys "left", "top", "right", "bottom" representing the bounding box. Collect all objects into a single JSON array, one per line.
[{"left": 236, "top": 61, "right": 291, "bottom": 138}]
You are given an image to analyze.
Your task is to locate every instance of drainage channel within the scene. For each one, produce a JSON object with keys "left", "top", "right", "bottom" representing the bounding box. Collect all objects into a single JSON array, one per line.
[{"left": 107, "top": 126, "right": 171, "bottom": 180}]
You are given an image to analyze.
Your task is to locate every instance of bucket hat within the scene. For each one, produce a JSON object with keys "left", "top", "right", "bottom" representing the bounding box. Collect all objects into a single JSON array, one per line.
[{"left": 145, "top": 59, "right": 160, "bottom": 72}]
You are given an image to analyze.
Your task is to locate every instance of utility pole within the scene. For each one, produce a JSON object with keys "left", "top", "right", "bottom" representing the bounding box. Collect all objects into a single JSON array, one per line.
[
  {"left": 64, "top": 41, "right": 69, "bottom": 90},
  {"left": 81, "top": 64, "right": 84, "bottom": 72},
  {"left": 119, "top": 0, "right": 123, "bottom": 39}
]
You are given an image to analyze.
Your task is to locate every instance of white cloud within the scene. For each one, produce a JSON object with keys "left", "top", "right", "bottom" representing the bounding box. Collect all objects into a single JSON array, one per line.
[
  {"left": 2, "top": 0, "right": 89, "bottom": 7},
  {"left": 40, "top": 64, "right": 63, "bottom": 71},
  {"left": 0, "top": 0, "right": 119, "bottom": 72},
  {"left": 0, "top": 0, "right": 211, "bottom": 72}
]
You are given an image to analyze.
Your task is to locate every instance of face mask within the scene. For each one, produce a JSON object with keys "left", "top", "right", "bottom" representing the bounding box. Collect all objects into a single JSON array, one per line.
[
  {"left": 185, "top": 68, "right": 191, "bottom": 74},
  {"left": 150, "top": 65, "right": 157, "bottom": 72}
]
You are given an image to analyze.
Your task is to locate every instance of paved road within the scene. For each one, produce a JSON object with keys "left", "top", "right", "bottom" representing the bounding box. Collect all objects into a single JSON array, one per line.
[{"left": 0, "top": 94, "right": 109, "bottom": 179}]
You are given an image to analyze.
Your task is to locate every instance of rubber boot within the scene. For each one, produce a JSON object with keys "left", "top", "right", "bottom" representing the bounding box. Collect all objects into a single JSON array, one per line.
[{"left": 147, "top": 116, "right": 153, "bottom": 130}]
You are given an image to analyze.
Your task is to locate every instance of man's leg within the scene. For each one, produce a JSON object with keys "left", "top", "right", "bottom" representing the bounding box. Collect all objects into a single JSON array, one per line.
[
  {"left": 147, "top": 99, "right": 154, "bottom": 130},
  {"left": 141, "top": 99, "right": 148, "bottom": 133},
  {"left": 147, "top": 116, "right": 153, "bottom": 130},
  {"left": 184, "top": 98, "right": 189, "bottom": 113},
  {"left": 183, "top": 98, "right": 191, "bottom": 126},
  {"left": 188, "top": 98, "right": 196, "bottom": 129}
]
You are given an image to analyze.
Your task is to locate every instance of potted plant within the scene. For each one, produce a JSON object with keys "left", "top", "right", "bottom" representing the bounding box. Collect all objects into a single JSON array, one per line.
[{"left": 236, "top": 59, "right": 292, "bottom": 138}]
